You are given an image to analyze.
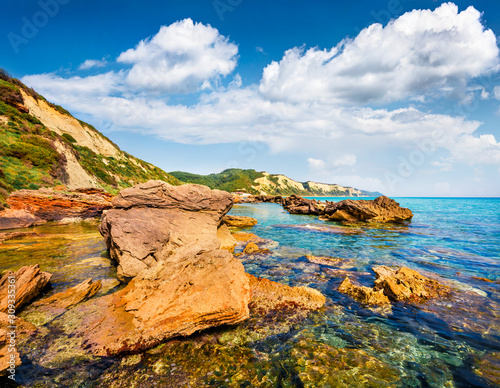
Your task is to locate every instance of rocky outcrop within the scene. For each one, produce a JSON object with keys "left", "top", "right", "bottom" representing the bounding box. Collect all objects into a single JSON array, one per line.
[
  {"left": 33, "top": 278, "right": 101, "bottom": 310},
  {"left": 242, "top": 242, "right": 271, "bottom": 255},
  {"left": 373, "top": 266, "right": 451, "bottom": 302},
  {"left": 280, "top": 195, "right": 412, "bottom": 223},
  {"left": 223, "top": 215, "right": 258, "bottom": 228},
  {"left": 80, "top": 181, "right": 251, "bottom": 356},
  {"left": 0, "top": 265, "right": 52, "bottom": 312},
  {"left": 247, "top": 273, "right": 326, "bottom": 313},
  {"left": 0, "top": 188, "right": 113, "bottom": 229},
  {"left": 80, "top": 248, "right": 250, "bottom": 356},
  {"left": 282, "top": 195, "right": 322, "bottom": 215},
  {"left": 99, "top": 181, "right": 234, "bottom": 281},
  {"left": 338, "top": 266, "right": 451, "bottom": 305},
  {"left": 0, "top": 209, "right": 43, "bottom": 231},
  {"left": 338, "top": 277, "right": 390, "bottom": 305},
  {"left": 323, "top": 196, "right": 413, "bottom": 223}
]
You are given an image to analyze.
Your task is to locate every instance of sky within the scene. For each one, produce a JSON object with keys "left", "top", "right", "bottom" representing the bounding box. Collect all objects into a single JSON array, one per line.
[{"left": 1, "top": 0, "right": 500, "bottom": 197}]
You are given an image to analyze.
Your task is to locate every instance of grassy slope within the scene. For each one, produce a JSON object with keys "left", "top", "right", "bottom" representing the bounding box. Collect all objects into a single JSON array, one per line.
[
  {"left": 0, "top": 70, "right": 179, "bottom": 205},
  {"left": 170, "top": 169, "right": 379, "bottom": 196}
]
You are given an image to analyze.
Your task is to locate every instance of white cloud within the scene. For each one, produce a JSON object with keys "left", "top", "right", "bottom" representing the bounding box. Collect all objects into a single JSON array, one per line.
[
  {"left": 256, "top": 46, "right": 267, "bottom": 55},
  {"left": 332, "top": 154, "right": 357, "bottom": 168},
  {"left": 117, "top": 19, "right": 238, "bottom": 93},
  {"left": 494, "top": 86, "right": 500, "bottom": 100},
  {"left": 79, "top": 58, "right": 107, "bottom": 70},
  {"left": 308, "top": 158, "right": 326, "bottom": 170},
  {"left": 259, "top": 3, "right": 499, "bottom": 105}
]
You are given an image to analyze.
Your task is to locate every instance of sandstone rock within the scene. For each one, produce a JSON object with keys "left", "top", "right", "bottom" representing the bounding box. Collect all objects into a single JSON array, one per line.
[
  {"left": 231, "top": 232, "right": 263, "bottom": 243},
  {"left": 242, "top": 242, "right": 270, "bottom": 255},
  {"left": 80, "top": 248, "right": 250, "bottom": 356},
  {"left": 323, "top": 196, "right": 413, "bottom": 223},
  {"left": 99, "top": 181, "right": 233, "bottom": 281},
  {"left": 223, "top": 215, "right": 258, "bottom": 228},
  {"left": 0, "top": 265, "right": 52, "bottom": 312},
  {"left": 305, "top": 255, "right": 343, "bottom": 266},
  {"left": 0, "top": 312, "right": 36, "bottom": 376},
  {"left": 247, "top": 273, "right": 325, "bottom": 313},
  {"left": 373, "top": 266, "right": 451, "bottom": 302},
  {"left": 0, "top": 208, "right": 42, "bottom": 231},
  {"left": 217, "top": 224, "right": 237, "bottom": 252},
  {"left": 33, "top": 278, "right": 101, "bottom": 310},
  {"left": 282, "top": 195, "right": 321, "bottom": 215},
  {"left": 338, "top": 277, "right": 390, "bottom": 305},
  {"left": 5, "top": 188, "right": 112, "bottom": 224}
]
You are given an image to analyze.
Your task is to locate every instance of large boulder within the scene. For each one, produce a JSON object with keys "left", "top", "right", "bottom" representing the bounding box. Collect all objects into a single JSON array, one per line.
[
  {"left": 83, "top": 181, "right": 251, "bottom": 356},
  {"left": 323, "top": 196, "right": 413, "bottom": 223},
  {"left": 282, "top": 195, "right": 322, "bottom": 215},
  {"left": 99, "top": 181, "right": 233, "bottom": 281},
  {"left": 0, "top": 209, "right": 42, "bottom": 231},
  {"left": 0, "top": 265, "right": 52, "bottom": 312},
  {"left": 80, "top": 248, "right": 250, "bottom": 356}
]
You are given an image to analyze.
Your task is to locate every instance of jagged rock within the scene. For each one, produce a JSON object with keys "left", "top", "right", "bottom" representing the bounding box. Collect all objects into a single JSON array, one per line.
[
  {"left": 0, "top": 209, "right": 43, "bottom": 231},
  {"left": 4, "top": 188, "right": 112, "bottom": 225},
  {"left": 217, "top": 224, "right": 237, "bottom": 252},
  {"left": 80, "top": 248, "right": 250, "bottom": 356},
  {"left": 373, "top": 266, "right": 451, "bottom": 302},
  {"left": 247, "top": 273, "right": 326, "bottom": 313},
  {"left": 242, "top": 242, "right": 270, "bottom": 255},
  {"left": 99, "top": 181, "right": 234, "bottom": 281},
  {"left": 323, "top": 196, "right": 413, "bottom": 223},
  {"left": 33, "top": 278, "right": 101, "bottom": 310},
  {"left": 282, "top": 195, "right": 322, "bottom": 215},
  {"left": 223, "top": 215, "right": 258, "bottom": 228},
  {"left": 338, "top": 266, "right": 451, "bottom": 305},
  {"left": 81, "top": 181, "right": 251, "bottom": 356},
  {"left": 338, "top": 277, "right": 390, "bottom": 305},
  {"left": 0, "top": 312, "right": 36, "bottom": 376},
  {"left": 0, "top": 265, "right": 52, "bottom": 312},
  {"left": 305, "top": 255, "right": 343, "bottom": 266}
]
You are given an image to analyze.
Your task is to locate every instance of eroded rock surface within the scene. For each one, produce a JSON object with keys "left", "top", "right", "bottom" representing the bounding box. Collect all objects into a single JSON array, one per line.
[
  {"left": 338, "top": 277, "right": 390, "bottom": 305},
  {"left": 223, "top": 215, "right": 258, "bottom": 228},
  {"left": 99, "top": 181, "right": 233, "bottom": 281},
  {"left": 0, "top": 265, "right": 52, "bottom": 312},
  {"left": 247, "top": 273, "right": 326, "bottom": 313}
]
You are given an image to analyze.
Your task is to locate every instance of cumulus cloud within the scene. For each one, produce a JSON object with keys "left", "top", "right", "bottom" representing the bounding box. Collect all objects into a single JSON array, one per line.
[
  {"left": 308, "top": 158, "right": 326, "bottom": 170},
  {"left": 117, "top": 19, "right": 238, "bottom": 93},
  {"left": 79, "top": 58, "right": 107, "bottom": 70},
  {"left": 259, "top": 3, "right": 499, "bottom": 105}
]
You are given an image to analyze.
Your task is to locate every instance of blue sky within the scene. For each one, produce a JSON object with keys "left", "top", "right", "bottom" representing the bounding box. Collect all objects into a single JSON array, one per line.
[{"left": 1, "top": 0, "right": 500, "bottom": 196}]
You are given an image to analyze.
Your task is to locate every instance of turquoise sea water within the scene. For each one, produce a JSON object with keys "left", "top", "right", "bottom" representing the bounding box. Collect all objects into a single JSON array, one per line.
[{"left": 228, "top": 197, "right": 500, "bottom": 387}]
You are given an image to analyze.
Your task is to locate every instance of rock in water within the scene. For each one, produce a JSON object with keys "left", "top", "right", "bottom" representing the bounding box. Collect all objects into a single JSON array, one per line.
[
  {"left": 0, "top": 265, "right": 52, "bottom": 312},
  {"left": 82, "top": 181, "right": 251, "bottom": 356},
  {"left": 282, "top": 195, "right": 322, "bottom": 215},
  {"left": 222, "top": 215, "right": 258, "bottom": 228},
  {"left": 81, "top": 248, "right": 250, "bottom": 356},
  {"left": 0, "top": 209, "right": 43, "bottom": 231},
  {"left": 99, "top": 180, "right": 234, "bottom": 281},
  {"left": 323, "top": 196, "right": 413, "bottom": 223},
  {"left": 247, "top": 273, "right": 326, "bottom": 313},
  {"left": 33, "top": 278, "right": 101, "bottom": 310},
  {"left": 373, "top": 266, "right": 451, "bottom": 302},
  {"left": 338, "top": 277, "right": 391, "bottom": 305}
]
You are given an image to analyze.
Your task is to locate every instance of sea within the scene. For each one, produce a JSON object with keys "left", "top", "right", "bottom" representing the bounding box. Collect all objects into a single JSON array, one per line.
[{"left": 1, "top": 197, "right": 499, "bottom": 387}]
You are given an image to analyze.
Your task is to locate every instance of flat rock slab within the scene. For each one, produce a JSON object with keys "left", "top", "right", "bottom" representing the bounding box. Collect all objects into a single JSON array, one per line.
[{"left": 223, "top": 215, "right": 258, "bottom": 228}]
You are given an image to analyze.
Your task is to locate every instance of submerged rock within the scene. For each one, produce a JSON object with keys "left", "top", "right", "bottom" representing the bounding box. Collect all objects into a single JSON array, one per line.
[
  {"left": 338, "top": 277, "right": 390, "bottom": 305},
  {"left": 373, "top": 266, "right": 451, "bottom": 302},
  {"left": 33, "top": 278, "right": 101, "bottom": 311},
  {"left": 0, "top": 265, "right": 52, "bottom": 312},
  {"left": 305, "top": 255, "right": 343, "bottom": 266},
  {"left": 338, "top": 266, "right": 451, "bottom": 305},
  {"left": 247, "top": 273, "right": 326, "bottom": 313},
  {"left": 223, "top": 215, "right": 258, "bottom": 228}
]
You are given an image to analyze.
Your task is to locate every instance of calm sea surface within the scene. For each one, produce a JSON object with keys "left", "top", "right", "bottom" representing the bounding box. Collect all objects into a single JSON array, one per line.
[{"left": 1, "top": 197, "right": 499, "bottom": 387}]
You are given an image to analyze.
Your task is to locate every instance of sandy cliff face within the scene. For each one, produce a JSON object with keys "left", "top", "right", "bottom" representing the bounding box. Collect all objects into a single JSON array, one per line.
[{"left": 20, "top": 90, "right": 120, "bottom": 158}]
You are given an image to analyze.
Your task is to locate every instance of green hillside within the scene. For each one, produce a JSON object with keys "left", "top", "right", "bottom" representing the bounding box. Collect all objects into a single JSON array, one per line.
[
  {"left": 170, "top": 168, "right": 381, "bottom": 197},
  {"left": 0, "top": 69, "right": 179, "bottom": 205}
]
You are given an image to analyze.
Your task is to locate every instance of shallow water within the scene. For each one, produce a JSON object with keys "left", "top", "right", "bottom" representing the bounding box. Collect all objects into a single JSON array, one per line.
[{"left": 1, "top": 198, "right": 499, "bottom": 387}]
